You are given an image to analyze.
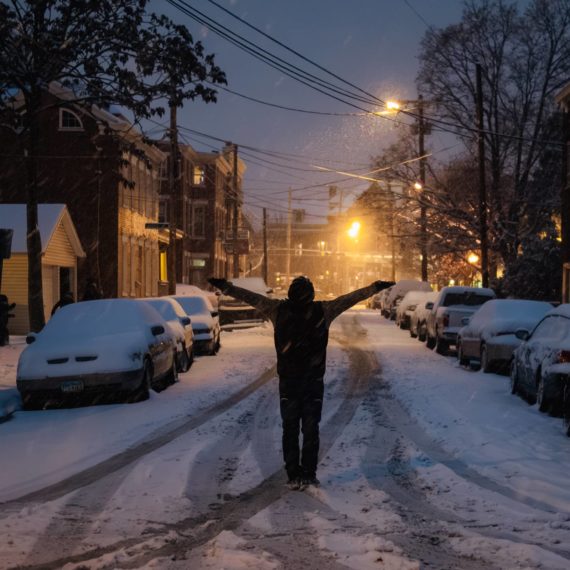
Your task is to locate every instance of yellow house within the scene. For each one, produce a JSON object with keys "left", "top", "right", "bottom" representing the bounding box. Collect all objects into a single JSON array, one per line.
[{"left": 0, "top": 204, "right": 85, "bottom": 334}]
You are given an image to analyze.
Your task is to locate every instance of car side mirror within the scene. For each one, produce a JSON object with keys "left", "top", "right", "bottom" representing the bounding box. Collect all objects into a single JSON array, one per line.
[
  {"left": 425, "top": 302, "right": 434, "bottom": 310},
  {"left": 211, "top": 311, "right": 219, "bottom": 318},
  {"left": 515, "top": 329, "right": 530, "bottom": 341},
  {"left": 25, "top": 333, "right": 36, "bottom": 345},
  {"left": 461, "top": 316, "right": 471, "bottom": 326},
  {"left": 180, "top": 316, "right": 191, "bottom": 327},
  {"left": 151, "top": 325, "right": 165, "bottom": 336}
]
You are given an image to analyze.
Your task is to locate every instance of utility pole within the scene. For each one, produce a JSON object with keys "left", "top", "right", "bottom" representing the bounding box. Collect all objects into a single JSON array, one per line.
[
  {"left": 168, "top": 100, "right": 178, "bottom": 295},
  {"left": 232, "top": 144, "right": 240, "bottom": 278},
  {"left": 286, "top": 188, "right": 292, "bottom": 288},
  {"left": 388, "top": 180, "right": 396, "bottom": 282},
  {"left": 418, "top": 95, "right": 428, "bottom": 282},
  {"left": 476, "top": 63, "right": 490, "bottom": 288},
  {"left": 262, "top": 207, "right": 268, "bottom": 284}
]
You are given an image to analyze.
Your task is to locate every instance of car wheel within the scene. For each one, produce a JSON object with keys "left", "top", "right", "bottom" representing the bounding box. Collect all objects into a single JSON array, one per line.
[
  {"left": 410, "top": 327, "right": 418, "bottom": 339},
  {"left": 457, "top": 341, "right": 469, "bottom": 366},
  {"left": 426, "top": 333, "right": 436, "bottom": 349},
  {"left": 129, "top": 361, "right": 151, "bottom": 403},
  {"left": 537, "top": 372, "right": 550, "bottom": 413},
  {"left": 215, "top": 337, "right": 221, "bottom": 353},
  {"left": 435, "top": 332, "right": 448, "bottom": 355},
  {"left": 509, "top": 360, "right": 519, "bottom": 395},
  {"left": 481, "top": 344, "right": 493, "bottom": 373},
  {"left": 165, "top": 354, "right": 179, "bottom": 386},
  {"left": 178, "top": 345, "right": 191, "bottom": 373},
  {"left": 418, "top": 323, "right": 427, "bottom": 342},
  {"left": 187, "top": 346, "right": 194, "bottom": 367}
]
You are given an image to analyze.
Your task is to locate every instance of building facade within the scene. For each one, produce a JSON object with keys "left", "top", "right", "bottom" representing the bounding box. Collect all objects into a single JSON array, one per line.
[
  {"left": 0, "top": 84, "right": 166, "bottom": 299},
  {"left": 157, "top": 142, "right": 247, "bottom": 287}
]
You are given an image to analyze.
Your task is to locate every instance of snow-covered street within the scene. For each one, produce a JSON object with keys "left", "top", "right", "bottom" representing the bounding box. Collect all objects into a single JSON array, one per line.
[{"left": 2, "top": 309, "right": 570, "bottom": 569}]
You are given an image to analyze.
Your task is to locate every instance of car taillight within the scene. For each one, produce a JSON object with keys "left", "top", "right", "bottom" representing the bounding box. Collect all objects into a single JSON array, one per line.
[
  {"left": 443, "top": 314, "right": 450, "bottom": 327},
  {"left": 558, "top": 350, "right": 570, "bottom": 363}
]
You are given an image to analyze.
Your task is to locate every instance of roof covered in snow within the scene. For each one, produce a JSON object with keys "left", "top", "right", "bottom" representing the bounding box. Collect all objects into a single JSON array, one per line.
[{"left": 0, "top": 204, "right": 85, "bottom": 257}]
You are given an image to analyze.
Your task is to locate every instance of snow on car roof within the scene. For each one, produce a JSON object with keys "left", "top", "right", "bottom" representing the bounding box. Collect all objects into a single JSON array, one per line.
[
  {"left": 549, "top": 303, "right": 570, "bottom": 319},
  {"left": 42, "top": 299, "right": 162, "bottom": 339},
  {"left": 387, "top": 280, "right": 432, "bottom": 303},
  {"left": 143, "top": 297, "right": 186, "bottom": 320},
  {"left": 173, "top": 295, "right": 211, "bottom": 314},
  {"left": 440, "top": 286, "right": 495, "bottom": 296},
  {"left": 469, "top": 299, "right": 553, "bottom": 334}
]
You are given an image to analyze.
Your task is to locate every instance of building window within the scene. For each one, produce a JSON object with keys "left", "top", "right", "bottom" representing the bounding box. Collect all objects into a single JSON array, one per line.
[
  {"left": 59, "top": 108, "right": 83, "bottom": 131},
  {"left": 192, "top": 205, "right": 206, "bottom": 237},
  {"left": 193, "top": 166, "right": 205, "bottom": 186},
  {"left": 159, "top": 198, "right": 169, "bottom": 223}
]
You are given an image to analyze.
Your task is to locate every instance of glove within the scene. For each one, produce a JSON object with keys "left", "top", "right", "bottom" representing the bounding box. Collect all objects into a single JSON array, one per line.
[
  {"left": 208, "top": 277, "right": 230, "bottom": 293},
  {"left": 373, "top": 280, "right": 395, "bottom": 292}
]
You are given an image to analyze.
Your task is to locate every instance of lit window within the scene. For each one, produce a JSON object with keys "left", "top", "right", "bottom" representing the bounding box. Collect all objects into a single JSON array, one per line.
[
  {"left": 59, "top": 108, "right": 83, "bottom": 130},
  {"left": 159, "top": 251, "right": 168, "bottom": 282},
  {"left": 193, "top": 166, "right": 205, "bottom": 186}
]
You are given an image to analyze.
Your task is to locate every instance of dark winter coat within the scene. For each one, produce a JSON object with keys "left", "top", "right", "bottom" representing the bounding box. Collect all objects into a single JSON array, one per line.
[{"left": 223, "top": 283, "right": 378, "bottom": 380}]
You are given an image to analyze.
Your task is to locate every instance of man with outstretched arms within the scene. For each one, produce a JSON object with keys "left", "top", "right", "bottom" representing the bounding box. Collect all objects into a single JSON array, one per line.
[{"left": 208, "top": 276, "right": 393, "bottom": 490}]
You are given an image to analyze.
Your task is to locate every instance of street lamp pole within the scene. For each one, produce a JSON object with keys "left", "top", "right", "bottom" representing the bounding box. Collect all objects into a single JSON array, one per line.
[{"left": 418, "top": 95, "right": 428, "bottom": 282}]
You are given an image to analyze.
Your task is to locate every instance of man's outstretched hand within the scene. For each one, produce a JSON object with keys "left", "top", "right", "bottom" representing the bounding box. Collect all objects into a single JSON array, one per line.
[
  {"left": 373, "top": 280, "right": 395, "bottom": 292},
  {"left": 208, "top": 277, "right": 230, "bottom": 293}
]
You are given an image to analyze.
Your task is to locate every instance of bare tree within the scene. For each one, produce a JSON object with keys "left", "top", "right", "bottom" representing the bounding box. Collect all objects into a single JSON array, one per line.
[
  {"left": 417, "top": 0, "right": 569, "bottom": 266},
  {"left": 0, "top": 0, "right": 225, "bottom": 331}
]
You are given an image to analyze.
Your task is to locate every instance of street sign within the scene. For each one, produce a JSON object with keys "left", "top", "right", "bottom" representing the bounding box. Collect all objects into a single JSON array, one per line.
[{"left": 145, "top": 222, "right": 169, "bottom": 230}]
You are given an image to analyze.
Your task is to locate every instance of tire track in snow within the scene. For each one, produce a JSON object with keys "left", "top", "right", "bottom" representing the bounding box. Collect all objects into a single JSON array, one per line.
[
  {"left": 15, "top": 316, "right": 370, "bottom": 570},
  {"left": 357, "top": 319, "right": 570, "bottom": 565},
  {"left": 0, "top": 365, "right": 277, "bottom": 511}
]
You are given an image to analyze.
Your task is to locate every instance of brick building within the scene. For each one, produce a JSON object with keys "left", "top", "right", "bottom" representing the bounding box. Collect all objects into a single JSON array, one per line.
[
  {"left": 0, "top": 83, "right": 166, "bottom": 299},
  {"left": 157, "top": 142, "right": 247, "bottom": 287}
]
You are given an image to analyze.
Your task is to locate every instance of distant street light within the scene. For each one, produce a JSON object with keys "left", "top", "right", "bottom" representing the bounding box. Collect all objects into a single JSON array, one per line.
[
  {"left": 347, "top": 221, "right": 361, "bottom": 239},
  {"left": 468, "top": 253, "right": 480, "bottom": 265},
  {"left": 414, "top": 182, "right": 423, "bottom": 191}
]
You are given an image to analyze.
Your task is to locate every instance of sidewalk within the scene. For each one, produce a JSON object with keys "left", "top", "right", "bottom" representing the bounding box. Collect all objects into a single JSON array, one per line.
[{"left": 0, "top": 337, "right": 25, "bottom": 422}]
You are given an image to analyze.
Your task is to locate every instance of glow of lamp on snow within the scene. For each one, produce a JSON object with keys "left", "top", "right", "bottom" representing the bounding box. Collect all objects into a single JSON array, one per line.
[
  {"left": 467, "top": 253, "right": 480, "bottom": 264},
  {"left": 347, "top": 221, "right": 361, "bottom": 239}
]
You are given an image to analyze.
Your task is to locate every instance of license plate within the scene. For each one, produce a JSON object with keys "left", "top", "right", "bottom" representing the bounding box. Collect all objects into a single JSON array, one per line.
[{"left": 61, "top": 380, "right": 84, "bottom": 393}]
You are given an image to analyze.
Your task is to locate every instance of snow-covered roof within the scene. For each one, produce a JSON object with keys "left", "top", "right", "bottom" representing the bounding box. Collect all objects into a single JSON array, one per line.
[{"left": 0, "top": 204, "right": 85, "bottom": 257}]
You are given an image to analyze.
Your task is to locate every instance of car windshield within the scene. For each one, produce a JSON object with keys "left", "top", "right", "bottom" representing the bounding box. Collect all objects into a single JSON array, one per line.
[
  {"left": 175, "top": 296, "right": 209, "bottom": 315},
  {"left": 146, "top": 299, "right": 177, "bottom": 321},
  {"left": 442, "top": 293, "right": 493, "bottom": 307}
]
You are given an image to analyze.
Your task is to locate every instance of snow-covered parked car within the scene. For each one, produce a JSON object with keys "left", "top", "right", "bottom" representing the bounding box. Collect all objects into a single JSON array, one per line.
[
  {"left": 141, "top": 298, "right": 194, "bottom": 372},
  {"left": 383, "top": 280, "right": 432, "bottom": 320},
  {"left": 410, "top": 291, "right": 438, "bottom": 340},
  {"left": 17, "top": 299, "right": 177, "bottom": 409},
  {"left": 172, "top": 295, "right": 221, "bottom": 355},
  {"left": 426, "top": 286, "right": 495, "bottom": 354},
  {"left": 396, "top": 290, "right": 433, "bottom": 330},
  {"left": 176, "top": 283, "right": 220, "bottom": 309},
  {"left": 510, "top": 305, "right": 570, "bottom": 417},
  {"left": 457, "top": 299, "right": 552, "bottom": 373}
]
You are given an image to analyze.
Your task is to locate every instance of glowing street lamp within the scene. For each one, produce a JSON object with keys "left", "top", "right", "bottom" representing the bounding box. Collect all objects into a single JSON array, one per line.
[
  {"left": 385, "top": 100, "right": 401, "bottom": 112},
  {"left": 467, "top": 253, "right": 480, "bottom": 265},
  {"left": 347, "top": 221, "right": 361, "bottom": 239},
  {"left": 414, "top": 182, "right": 423, "bottom": 191}
]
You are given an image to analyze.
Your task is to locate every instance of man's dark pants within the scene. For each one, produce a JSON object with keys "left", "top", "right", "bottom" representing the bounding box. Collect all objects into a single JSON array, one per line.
[{"left": 279, "top": 377, "right": 324, "bottom": 480}]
